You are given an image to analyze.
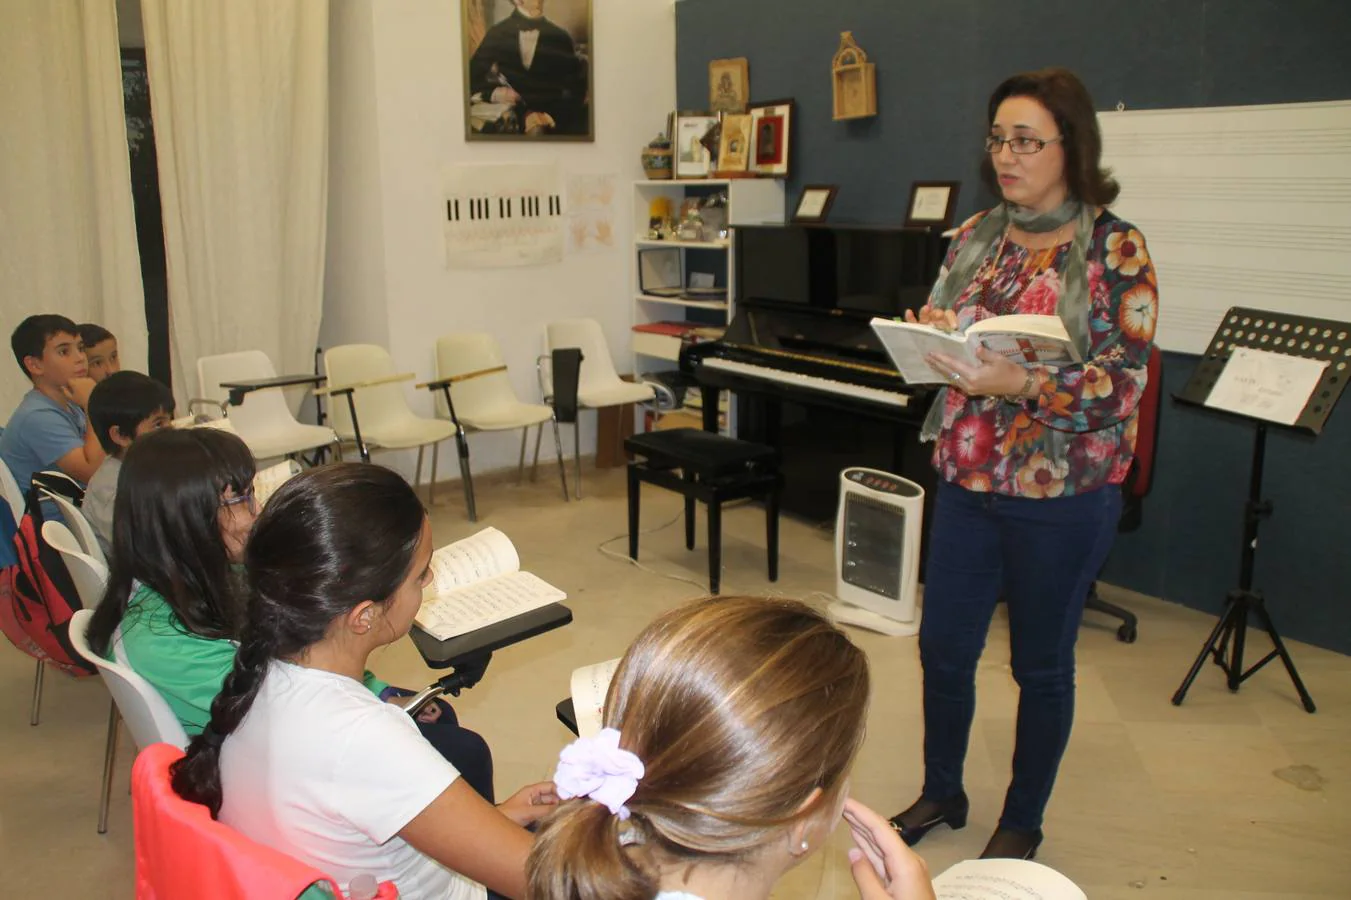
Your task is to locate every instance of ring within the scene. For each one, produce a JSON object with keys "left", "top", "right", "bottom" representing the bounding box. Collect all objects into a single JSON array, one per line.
[{"left": 950, "top": 372, "right": 963, "bottom": 382}]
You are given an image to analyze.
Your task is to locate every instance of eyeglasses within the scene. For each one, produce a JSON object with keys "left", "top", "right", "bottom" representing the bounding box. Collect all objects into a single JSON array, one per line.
[
  {"left": 220, "top": 485, "right": 257, "bottom": 512},
  {"left": 984, "top": 135, "right": 1062, "bottom": 155}
]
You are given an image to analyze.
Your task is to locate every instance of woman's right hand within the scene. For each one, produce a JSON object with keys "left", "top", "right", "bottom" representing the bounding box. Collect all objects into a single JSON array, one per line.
[
  {"left": 904, "top": 305, "right": 959, "bottom": 332},
  {"left": 842, "top": 798, "right": 936, "bottom": 900}
]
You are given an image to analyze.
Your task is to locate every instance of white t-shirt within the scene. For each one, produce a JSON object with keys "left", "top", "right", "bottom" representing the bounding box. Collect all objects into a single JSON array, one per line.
[{"left": 219, "top": 661, "right": 485, "bottom": 900}]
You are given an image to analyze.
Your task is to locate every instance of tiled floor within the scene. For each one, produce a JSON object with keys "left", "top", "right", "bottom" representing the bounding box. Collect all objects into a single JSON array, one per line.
[{"left": 2, "top": 464, "right": 1348, "bottom": 898}]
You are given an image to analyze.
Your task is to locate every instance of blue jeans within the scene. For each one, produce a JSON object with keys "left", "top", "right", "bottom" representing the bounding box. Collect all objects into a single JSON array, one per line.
[{"left": 919, "top": 479, "right": 1121, "bottom": 831}]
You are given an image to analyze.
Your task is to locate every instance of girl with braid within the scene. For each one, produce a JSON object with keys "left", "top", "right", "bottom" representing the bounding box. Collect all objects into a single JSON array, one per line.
[{"left": 170, "top": 463, "right": 558, "bottom": 900}]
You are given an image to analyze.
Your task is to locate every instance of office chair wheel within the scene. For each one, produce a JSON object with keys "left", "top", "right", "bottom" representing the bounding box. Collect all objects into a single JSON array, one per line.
[{"left": 1116, "top": 623, "right": 1138, "bottom": 644}]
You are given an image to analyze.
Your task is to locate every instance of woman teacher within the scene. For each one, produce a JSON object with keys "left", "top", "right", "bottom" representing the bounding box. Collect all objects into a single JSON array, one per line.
[{"left": 890, "top": 67, "right": 1159, "bottom": 861}]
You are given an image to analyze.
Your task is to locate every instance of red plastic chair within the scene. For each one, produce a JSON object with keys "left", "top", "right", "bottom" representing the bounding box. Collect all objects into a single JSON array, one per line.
[
  {"left": 1085, "top": 344, "right": 1163, "bottom": 643},
  {"left": 132, "top": 743, "right": 398, "bottom": 899}
]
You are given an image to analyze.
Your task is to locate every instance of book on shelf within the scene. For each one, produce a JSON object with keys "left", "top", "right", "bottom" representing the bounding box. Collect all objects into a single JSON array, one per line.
[
  {"left": 870, "top": 314, "right": 1081, "bottom": 386},
  {"left": 933, "top": 858, "right": 1084, "bottom": 900},
  {"left": 569, "top": 657, "right": 621, "bottom": 738},
  {"left": 414, "top": 527, "right": 566, "bottom": 641}
]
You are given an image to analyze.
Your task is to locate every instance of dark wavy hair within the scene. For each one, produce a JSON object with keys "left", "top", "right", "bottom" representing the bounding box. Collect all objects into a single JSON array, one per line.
[
  {"left": 170, "top": 463, "right": 427, "bottom": 817},
  {"left": 980, "top": 67, "right": 1119, "bottom": 207},
  {"left": 87, "top": 428, "right": 256, "bottom": 656},
  {"left": 527, "top": 596, "right": 870, "bottom": 900}
]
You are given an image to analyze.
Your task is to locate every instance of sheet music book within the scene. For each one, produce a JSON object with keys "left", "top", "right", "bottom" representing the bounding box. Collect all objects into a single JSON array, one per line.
[
  {"left": 415, "top": 527, "right": 566, "bottom": 641},
  {"left": 871, "top": 315, "right": 1081, "bottom": 385},
  {"left": 253, "top": 460, "right": 300, "bottom": 509},
  {"left": 1203, "top": 346, "right": 1327, "bottom": 426},
  {"left": 934, "top": 858, "right": 1084, "bottom": 900},
  {"left": 569, "top": 658, "right": 621, "bottom": 739}
]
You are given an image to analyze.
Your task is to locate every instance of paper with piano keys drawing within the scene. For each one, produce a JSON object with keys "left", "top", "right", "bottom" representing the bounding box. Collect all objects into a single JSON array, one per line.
[{"left": 444, "top": 163, "right": 564, "bottom": 269}]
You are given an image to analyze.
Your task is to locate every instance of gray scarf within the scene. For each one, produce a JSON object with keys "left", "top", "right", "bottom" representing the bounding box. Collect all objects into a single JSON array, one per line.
[{"left": 919, "top": 200, "right": 1096, "bottom": 465}]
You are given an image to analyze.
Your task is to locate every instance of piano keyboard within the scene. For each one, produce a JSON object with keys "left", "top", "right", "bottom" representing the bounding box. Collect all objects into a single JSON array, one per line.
[{"left": 702, "top": 358, "right": 910, "bottom": 409}]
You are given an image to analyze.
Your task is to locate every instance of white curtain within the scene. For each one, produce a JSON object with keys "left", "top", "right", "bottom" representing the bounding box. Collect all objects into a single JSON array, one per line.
[
  {"left": 0, "top": 0, "right": 147, "bottom": 418},
  {"left": 140, "top": 0, "right": 329, "bottom": 409}
]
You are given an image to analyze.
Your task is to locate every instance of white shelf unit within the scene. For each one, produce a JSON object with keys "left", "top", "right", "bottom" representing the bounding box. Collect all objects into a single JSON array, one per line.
[{"left": 630, "top": 178, "right": 784, "bottom": 432}]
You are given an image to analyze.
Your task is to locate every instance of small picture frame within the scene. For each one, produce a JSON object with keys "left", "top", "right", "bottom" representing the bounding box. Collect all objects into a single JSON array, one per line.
[
  {"left": 792, "top": 185, "right": 839, "bottom": 223},
  {"left": 748, "top": 99, "right": 794, "bottom": 178},
  {"left": 709, "top": 57, "right": 750, "bottom": 114},
  {"left": 904, "top": 181, "right": 960, "bottom": 229},
  {"left": 716, "top": 113, "right": 752, "bottom": 174},
  {"left": 638, "top": 247, "right": 684, "bottom": 295},
  {"left": 673, "top": 111, "right": 720, "bottom": 179}
]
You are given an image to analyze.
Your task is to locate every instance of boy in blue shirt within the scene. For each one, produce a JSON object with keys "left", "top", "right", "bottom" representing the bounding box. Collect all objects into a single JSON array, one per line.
[{"left": 0, "top": 315, "right": 105, "bottom": 498}]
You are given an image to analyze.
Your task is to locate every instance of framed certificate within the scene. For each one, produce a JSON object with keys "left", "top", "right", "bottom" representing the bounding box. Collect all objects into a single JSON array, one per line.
[{"left": 904, "top": 181, "right": 960, "bottom": 229}]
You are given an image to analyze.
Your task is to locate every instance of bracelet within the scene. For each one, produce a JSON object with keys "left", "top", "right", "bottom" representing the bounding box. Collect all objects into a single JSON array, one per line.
[{"left": 1005, "top": 369, "right": 1038, "bottom": 403}]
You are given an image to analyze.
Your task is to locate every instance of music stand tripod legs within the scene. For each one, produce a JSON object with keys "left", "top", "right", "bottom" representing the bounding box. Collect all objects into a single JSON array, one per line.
[{"left": 1171, "top": 422, "right": 1316, "bottom": 713}]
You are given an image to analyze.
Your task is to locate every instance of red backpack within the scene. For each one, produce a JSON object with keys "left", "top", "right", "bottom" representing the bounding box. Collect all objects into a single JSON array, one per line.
[{"left": 0, "top": 473, "right": 95, "bottom": 677}]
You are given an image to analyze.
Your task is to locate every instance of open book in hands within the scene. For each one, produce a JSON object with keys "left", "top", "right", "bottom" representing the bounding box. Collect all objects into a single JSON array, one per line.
[
  {"left": 414, "top": 527, "right": 567, "bottom": 641},
  {"left": 934, "top": 858, "right": 1085, "bottom": 900},
  {"left": 870, "top": 314, "right": 1081, "bottom": 386},
  {"left": 569, "top": 658, "right": 621, "bottom": 738}
]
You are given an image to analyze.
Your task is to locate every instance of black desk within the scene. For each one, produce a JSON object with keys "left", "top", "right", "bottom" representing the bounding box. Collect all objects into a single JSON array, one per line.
[
  {"left": 219, "top": 374, "right": 326, "bottom": 408},
  {"left": 410, "top": 603, "right": 573, "bottom": 669}
]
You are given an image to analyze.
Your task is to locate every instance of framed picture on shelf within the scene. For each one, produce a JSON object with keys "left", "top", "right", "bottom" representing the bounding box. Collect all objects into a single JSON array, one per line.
[
  {"left": 748, "top": 99, "right": 794, "bottom": 178},
  {"left": 709, "top": 57, "right": 750, "bottom": 113},
  {"left": 904, "top": 181, "right": 960, "bottom": 229},
  {"left": 792, "top": 185, "right": 839, "bottom": 223},
  {"left": 673, "top": 111, "right": 720, "bottom": 179},
  {"left": 460, "top": 0, "right": 593, "bottom": 141},
  {"left": 716, "top": 113, "right": 752, "bottom": 174},
  {"left": 638, "top": 247, "right": 684, "bottom": 296}
]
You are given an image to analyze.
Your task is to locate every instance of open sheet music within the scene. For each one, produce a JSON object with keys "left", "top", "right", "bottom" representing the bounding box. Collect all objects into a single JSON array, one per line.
[
  {"left": 415, "top": 527, "right": 566, "bottom": 641},
  {"left": 570, "top": 658, "right": 621, "bottom": 738},
  {"left": 253, "top": 460, "right": 300, "bottom": 509},
  {"left": 934, "top": 858, "right": 1085, "bottom": 900}
]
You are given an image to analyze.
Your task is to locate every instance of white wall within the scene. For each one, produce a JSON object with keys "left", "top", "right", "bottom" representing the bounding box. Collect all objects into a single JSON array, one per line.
[{"left": 324, "top": 0, "right": 677, "bottom": 479}]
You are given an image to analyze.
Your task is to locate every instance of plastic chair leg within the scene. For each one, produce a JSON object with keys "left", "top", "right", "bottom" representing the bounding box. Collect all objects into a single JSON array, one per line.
[
  {"left": 516, "top": 429, "right": 529, "bottom": 485},
  {"left": 98, "top": 700, "right": 118, "bottom": 834},
  {"left": 30, "top": 659, "right": 44, "bottom": 726},
  {"left": 429, "top": 442, "right": 440, "bottom": 508}
]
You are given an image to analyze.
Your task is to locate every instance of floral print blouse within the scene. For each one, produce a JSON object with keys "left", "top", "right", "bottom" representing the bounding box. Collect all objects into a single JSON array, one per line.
[{"left": 928, "top": 208, "right": 1159, "bottom": 498}]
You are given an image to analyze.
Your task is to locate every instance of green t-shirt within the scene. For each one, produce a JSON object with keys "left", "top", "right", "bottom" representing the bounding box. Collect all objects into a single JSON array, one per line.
[{"left": 115, "top": 585, "right": 390, "bottom": 736}]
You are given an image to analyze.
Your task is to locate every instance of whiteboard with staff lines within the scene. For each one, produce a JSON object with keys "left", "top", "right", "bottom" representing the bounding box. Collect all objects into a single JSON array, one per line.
[{"left": 1098, "top": 100, "right": 1351, "bottom": 354}]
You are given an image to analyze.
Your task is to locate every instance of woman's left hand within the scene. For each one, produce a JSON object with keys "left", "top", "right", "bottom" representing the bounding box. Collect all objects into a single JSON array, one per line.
[
  {"left": 928, "top": 346, "right": 1027, "bottom": 397},
  {"left": 498, "top": 781, "right": 561, "bottom": 826}
]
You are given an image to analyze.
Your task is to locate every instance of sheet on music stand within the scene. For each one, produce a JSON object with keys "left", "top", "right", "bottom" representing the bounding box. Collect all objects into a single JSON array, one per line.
[{"left": 1203, "top": 347, "right": 1327, "bottom": 426}]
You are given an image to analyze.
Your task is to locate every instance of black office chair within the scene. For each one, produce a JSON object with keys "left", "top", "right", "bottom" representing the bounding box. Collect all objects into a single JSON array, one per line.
[{"left": 1084, "top": 345, "right": 1163, "bottom": 644}]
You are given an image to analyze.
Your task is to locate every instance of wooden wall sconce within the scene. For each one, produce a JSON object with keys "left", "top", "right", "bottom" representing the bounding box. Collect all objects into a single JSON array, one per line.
[{"left": 832, "top": 32, "right": 877, "bottom": 120}]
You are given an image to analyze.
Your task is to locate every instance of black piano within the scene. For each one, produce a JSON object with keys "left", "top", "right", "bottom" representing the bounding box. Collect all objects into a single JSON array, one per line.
[{"left": 681, "top": 223, "right": 948, "bottom": 522}]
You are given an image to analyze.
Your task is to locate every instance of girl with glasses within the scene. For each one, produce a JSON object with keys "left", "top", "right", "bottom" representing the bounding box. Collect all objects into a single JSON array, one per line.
[{"left": 86, "top": 430, "right": 496, "bottom": 804}]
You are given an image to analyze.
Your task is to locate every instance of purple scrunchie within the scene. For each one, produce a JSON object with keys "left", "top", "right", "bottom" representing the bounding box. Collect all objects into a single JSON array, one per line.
[{"left": 553, "top": 727, "right": 645, "bottom": 820}]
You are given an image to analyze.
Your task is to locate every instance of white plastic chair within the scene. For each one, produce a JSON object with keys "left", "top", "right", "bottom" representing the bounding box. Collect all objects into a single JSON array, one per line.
[
  {"left": 69, "top": 609, "right": 189, "bottom": 834},
  {"left": 45, "top": 492, "right": 107, "bottom": 568},
  {"left": 433, "top": 333, "right": 568, "bottom": 519},
  {"left": 544, "top": 319, "right": 655, "bottom": 498},
  {"left": 0, "top": 457, "right": 23, "bottom": 523},
  {"left": 42, "top": 521, "right": 108, "bottom": 611},
  {"left": 196, "top": 351, "right": 338, "bottom": 462},
  {"left": 323, "top": 344, "right": 455, "bottom": 504}
]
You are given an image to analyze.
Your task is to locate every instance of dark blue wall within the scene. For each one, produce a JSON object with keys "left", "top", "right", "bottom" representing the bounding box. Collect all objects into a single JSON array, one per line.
[{"left": 676, "top": 0, "right": 1351, "bottom": 654}]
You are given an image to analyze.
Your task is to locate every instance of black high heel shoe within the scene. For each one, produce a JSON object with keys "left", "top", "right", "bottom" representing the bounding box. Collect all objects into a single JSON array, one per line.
[
  {"left": 887, "top": 792, "right": 969, "bottom": 847},
  {"left": 979, "top": 826, "right": 1044, "bottom": 860}
]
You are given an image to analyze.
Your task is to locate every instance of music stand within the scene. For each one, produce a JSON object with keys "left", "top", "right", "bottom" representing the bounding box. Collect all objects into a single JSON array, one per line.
[{"left": 1171, "top": 307, "right": 1350, "bottom": 713}]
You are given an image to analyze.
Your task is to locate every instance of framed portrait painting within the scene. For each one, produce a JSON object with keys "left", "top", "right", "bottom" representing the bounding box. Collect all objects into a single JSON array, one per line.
[
  {"left": 748, "top": 99, "right": 794, "bottom": 178},
  {"left": 461, "top": 0, "right": 594, "bottom": 141},
  {"left": 709, "top": 57, "right": 749, "bottom": 114}
]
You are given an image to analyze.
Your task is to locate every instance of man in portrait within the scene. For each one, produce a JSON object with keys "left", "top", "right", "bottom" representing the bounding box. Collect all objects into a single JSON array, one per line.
[{"left": 468, "top": 0, "right": 589, "bottom": 137}]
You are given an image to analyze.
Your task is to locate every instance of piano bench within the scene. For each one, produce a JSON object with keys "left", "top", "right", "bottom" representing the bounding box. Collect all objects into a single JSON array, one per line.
[{"left": 624, "top": 428, "right": 781, "bottom": 595}]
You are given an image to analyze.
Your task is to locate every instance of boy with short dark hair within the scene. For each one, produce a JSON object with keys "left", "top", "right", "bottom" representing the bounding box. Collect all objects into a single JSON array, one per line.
[
  {"left": 0, "top": 315, "right": 104, "bottom": 498},
  {"left": 77, "top": 323, "right": 121, "bottom": 383},
  {"left": 84, "top": 371, "right": 175, "bottom": 555}
]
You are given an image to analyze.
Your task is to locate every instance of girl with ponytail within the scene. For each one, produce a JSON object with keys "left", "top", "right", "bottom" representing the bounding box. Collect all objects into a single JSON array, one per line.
[
  {"left": 527, "top": 596, "right": 936, "bottom": 900},
  {"left": 87, "top": 429, "right": 495, "bottom": 800},
  {"left": 171, "top": 463, "right": 556, "bottom": 900}
]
